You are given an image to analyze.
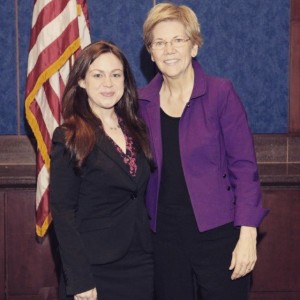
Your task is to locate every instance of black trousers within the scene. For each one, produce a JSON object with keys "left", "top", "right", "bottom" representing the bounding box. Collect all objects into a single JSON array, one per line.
[
  {"left": 153, "top": 208, "right": 250, "bottom": 300},
  {"left": 59, "top": 228, "right": 154, "bottom": 300}
]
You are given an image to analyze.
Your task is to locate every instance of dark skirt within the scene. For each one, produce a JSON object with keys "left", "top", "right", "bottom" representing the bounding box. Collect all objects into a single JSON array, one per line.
[{"left": 59, "top": 228, "right": 154, "bottom": 300}]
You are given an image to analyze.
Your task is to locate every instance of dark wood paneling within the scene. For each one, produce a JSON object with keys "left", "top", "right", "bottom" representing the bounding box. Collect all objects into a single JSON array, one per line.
[
  {"left": 289, "top": 0, "right": 300, "bottom": 132},
  {"left": 5, "top": 189, "right": 58, "bottom": 298},
  {"left": 1, "top": 189, "right": 300, "bottom": 299},
  {"left": 251, "top": 189, "right": 300, "bottom": 291},
  {"left": 6, "top": 286, "right": 58, "bottom": 300},
  {"left": 0, "top": 192, "right": 5, "bottom": 299},
  {"left": 250, "top": 292, "right": 300, "bottom": 300},
  {"left": 0, "top": 136, "right": 35, "bottom": 165},
  {"left": 4, "top": 286, "right": 58, "bottom": 299}
]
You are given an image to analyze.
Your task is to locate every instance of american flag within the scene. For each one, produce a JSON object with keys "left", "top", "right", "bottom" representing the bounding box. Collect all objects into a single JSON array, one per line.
[{"left": 25, "top": 0, "right": 91, "bottom": 238}]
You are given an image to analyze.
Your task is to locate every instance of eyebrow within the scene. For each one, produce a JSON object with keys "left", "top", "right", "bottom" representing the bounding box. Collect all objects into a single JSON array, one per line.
[
  {"left": 89, "top": 68, "right": 123, "bottom": 73},
  {"left": 153, "top": 35, "right": 184, "bottom": 41}
]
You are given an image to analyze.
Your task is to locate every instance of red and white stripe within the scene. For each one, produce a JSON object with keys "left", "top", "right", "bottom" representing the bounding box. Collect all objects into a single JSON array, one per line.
[{"left": 25, "top": 0, "right": 90, "bottom": 238}]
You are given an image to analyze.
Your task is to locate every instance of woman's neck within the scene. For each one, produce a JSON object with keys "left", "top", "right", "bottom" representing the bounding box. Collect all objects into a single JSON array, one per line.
[
  {"left": 159, "top": 68, "right": 194, "bottom": 117},
  {"left": 161, "top": 67, "right": 194, "bottom": 104}
]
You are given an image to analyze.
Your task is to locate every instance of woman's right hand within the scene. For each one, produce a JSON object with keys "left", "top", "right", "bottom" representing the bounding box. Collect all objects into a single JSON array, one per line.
[{"left": 74, "top": 287, "right": 97, "bottom": 300}]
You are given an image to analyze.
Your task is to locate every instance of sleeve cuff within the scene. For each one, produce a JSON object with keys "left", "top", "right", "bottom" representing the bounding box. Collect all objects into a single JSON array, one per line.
[{"left": 234, "top": 205, "right": 270, "bottom": 227}]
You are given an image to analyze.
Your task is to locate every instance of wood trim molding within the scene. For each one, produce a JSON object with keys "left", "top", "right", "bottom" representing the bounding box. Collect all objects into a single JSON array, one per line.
[{"left": 289, "top": 0, "right": 300, "bottom": 132}]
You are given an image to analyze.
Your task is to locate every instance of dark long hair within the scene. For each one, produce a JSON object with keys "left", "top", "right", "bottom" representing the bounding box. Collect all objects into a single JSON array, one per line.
[{"left": 61, "top": 40, "right": 153, "bottom": 168}]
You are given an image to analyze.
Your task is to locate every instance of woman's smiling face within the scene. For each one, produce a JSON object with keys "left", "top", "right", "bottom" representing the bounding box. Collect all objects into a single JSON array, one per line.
[
  {"left": 150, "top": 20, "right": 198, "bottom": 80},
  {"left": 78, "top": 52, "right": 125, "bottom": 116}
]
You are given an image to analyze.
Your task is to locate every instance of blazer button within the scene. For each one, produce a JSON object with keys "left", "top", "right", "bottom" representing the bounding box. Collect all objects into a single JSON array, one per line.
[
  {"left": 227, "top": 186, "right": 231, "bottom": 191},
  {"left": 223, "top": 173, "right": 227, "bottom": 178},
  {"left": 131, "top": 192, "right": 137, "bottom": 200}
]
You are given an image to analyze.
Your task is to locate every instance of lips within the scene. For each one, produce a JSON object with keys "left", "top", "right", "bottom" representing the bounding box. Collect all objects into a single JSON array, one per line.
[
  {"left": 164, "top": 59, "right": 179, "bottom": 65},
  {"left": 101, "top": 92, "right": 114, "bottom": 97}
]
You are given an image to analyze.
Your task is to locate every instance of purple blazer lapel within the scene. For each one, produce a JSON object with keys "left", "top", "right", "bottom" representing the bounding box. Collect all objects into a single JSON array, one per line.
[
  {"left": 143, "top": 100, "right": 162, "bottom": 169},
  {"left": 139, "top": 73, "right": 164, "bottom": 169}
]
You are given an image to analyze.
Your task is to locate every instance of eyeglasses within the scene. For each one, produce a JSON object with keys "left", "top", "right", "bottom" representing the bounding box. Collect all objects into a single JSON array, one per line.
[{"left": 150, "top": 38, "right": 190, "bottom": 50}]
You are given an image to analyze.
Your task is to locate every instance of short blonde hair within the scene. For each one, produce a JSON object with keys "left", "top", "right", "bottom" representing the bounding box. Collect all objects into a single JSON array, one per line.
[{"left": 143, "top": 3, "right": 204, "bottom": 51}]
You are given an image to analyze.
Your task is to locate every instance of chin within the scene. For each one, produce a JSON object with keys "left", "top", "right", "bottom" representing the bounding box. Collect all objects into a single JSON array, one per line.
[{"left": 164, "top": 71, "right": 182, "bottom": 79}]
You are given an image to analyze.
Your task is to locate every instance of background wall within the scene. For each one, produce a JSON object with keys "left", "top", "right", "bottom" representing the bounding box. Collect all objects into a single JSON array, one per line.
[{"left": 0, "top": 0, "right": 290, "bottom": 135}]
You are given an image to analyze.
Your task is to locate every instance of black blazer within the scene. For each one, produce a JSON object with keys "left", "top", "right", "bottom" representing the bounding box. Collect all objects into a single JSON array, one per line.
[{"left": 50, "top": 127, "right": 152, "bottom": 295}]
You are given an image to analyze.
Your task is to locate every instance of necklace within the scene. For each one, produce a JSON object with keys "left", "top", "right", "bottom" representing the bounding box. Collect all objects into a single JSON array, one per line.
[{"left": 108, "top": 124, "right": 121, "bottom": 130}]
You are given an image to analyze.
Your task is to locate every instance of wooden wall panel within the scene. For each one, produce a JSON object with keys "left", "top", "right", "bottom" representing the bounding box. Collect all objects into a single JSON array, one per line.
[
  {"left": 5, "top": 189, "right": 58, "bottom": 299},
  {"left": 0, "top": 192, "right": 5, "bottom": 299},
  {"left": 250, "top": 292, "right": 300, "bottom": 300},
  {"left": 1, "top": 188, "right": 300, "bottom": 299},
  {"left": 251, "top": 189, "right": 300, "bottom": 292},
  {"left": 289, "top": 0, "right": 300, "bottom": 132}
]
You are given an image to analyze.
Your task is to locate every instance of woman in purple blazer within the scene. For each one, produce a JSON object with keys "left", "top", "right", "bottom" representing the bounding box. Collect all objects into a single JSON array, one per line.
[{"left": 138, "top": 3, "right": 269, "bottom": 300}]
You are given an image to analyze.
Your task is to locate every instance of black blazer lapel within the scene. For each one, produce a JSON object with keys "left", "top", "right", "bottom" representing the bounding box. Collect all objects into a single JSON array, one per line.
[
  {"left": 133, "top": 150, "right": 149, "bottom": 185},
  {"left": 95, "top": 133, "right": 135, "bottom": 182}
]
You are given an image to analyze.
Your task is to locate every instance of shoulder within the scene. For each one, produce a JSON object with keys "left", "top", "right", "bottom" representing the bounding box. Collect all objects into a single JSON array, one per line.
[
  {"left": 137, "top": 85, "right": 148, "bottom": 96},
  {"left": 205, "top": 75, "right": 233, "bottom": 93},
  {"left": 138, "top": 73, "right": 163, "bottom": 101},
  {"left": 194, "top": 70, "right": 244, "bottom": 116},
  {"left": 50, "top": 126, "right": 74, "bottom": 164},
  {"left": 204, "top": 74, "right": 239, "bottom": 105},
  {"left": 52, "top": 126, "right": 67, "bottom": 145},
  {"left": 192, "top": 60, "right": 235, "bottom": 99},
  {"left": 203, "top": 76, "right": 246, "bottom": 118}
]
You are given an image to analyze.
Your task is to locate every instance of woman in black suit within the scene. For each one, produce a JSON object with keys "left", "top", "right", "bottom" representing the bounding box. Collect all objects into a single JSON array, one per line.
[{"left": 50, "top": 41, "right": 154, "bottom": 300}]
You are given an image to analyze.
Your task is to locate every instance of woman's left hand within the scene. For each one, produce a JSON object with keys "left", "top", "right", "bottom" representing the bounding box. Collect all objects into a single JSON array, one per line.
[{"left": 229, "top": 226, "right": 257, "bottom": 280}]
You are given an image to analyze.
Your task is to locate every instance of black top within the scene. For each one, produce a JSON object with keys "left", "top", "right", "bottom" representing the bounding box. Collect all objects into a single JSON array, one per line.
[{"left": 158, "top": 108, "right": 193, "bottom": 213}]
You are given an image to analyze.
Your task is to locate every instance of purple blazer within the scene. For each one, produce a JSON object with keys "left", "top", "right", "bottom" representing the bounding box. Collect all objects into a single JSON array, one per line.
[{"left": 138, "top": 60, "right": 269, "bottom": 232}]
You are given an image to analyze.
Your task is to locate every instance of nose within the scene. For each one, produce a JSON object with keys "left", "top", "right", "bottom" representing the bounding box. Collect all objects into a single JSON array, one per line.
[
  {"left": 103, "top": 76, "right": 113, "bottom": 87},
  {"left": 164, "top": 41, "right": 175, "bottom": 54}
]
